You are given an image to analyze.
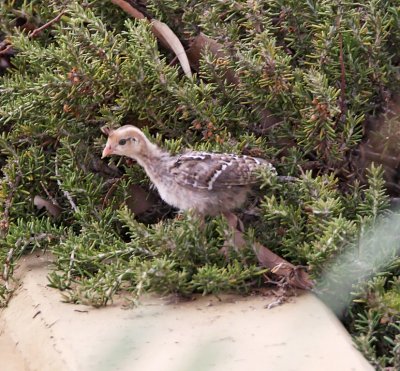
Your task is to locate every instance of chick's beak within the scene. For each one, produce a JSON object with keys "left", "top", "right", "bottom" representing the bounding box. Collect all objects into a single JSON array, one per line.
[{"left": 102, "top": 145, "right": 113, "bottom": 159}]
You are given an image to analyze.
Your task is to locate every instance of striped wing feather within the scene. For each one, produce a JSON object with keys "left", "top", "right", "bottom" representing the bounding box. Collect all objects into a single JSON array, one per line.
[{"left": 169, "top": 152, "right": 269, "bottom": 190}]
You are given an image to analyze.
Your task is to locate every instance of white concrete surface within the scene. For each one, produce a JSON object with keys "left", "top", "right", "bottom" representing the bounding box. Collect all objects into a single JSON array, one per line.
[{"left": 0, "top": 254, "right": 373, "bottom": 371}]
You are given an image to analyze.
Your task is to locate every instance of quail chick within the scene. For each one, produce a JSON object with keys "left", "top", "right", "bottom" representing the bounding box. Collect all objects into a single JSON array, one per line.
[{"left": 102, "top": 125, "right": 276, "bottom": 216}]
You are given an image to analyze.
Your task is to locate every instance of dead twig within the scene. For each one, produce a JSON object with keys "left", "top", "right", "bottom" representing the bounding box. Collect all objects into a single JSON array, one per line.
[
  {"left": 40, "top": 180, "right": 60, "bottom": 207},
  {"left": 0, "top": 10, "right": 65, "bottom": 58},
  {"left": 28, "top": 10, "right": 66, "bottom": 38},
  {"left": 66, "top": 243, "right": 78, "bottom": 287},
  {"left": 2, "top": 233, "right": 56, "bottom": 285},
  {"left": 265, "top": 296, "right": 285, "bottom": 309},
  {"left": 2, "top": 248, "right": 14, "bottom": 285},
  {"left": 0, "top": 44, "right": 13, "bottom": 56},
  {"left": 55, "top": 154, "right": 78, "bottom": 212},
  {"left": 0, "top": 174, "right": 22, "bottom": 235},
  {"left": 337, "top": 15, "right": 347, "bottom": 121},
  {"left": 102, "top": 176, "right": 124, "bottom": 209}
]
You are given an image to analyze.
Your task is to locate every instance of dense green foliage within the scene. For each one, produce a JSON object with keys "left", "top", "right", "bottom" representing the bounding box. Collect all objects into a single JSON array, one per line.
[{"left": 1, "top": 0, "right": 400, "bottom": 368}]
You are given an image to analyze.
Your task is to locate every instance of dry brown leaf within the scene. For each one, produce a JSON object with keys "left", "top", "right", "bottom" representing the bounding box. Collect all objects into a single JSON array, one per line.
[
  {"left": 110, "top": 0, "right": 145, "bottom": 19},
  {"left": 33, "top": 195, "right": 61, "bottom": 218},
  {"left": 221, "top": 211, "right": 313, "bottom": 290},
  {"left": 111, "top": 0, "right": 192, "bottom": 78},
  {"left": 186, "top": 33, "right": 238, "bottom": 84},
  {"left": 253, "top": 242, "right": 313, "bottom": 290},
  {"left": 125, "top": 184, "right": 156, "bottom": 215},
  {"left": 349, "top": 93, "right": 400, "bottom": 194},
  {"left": 186, "top": 33, "right": 280, "bottom": 130},
  {"left": 100, "top": 125, "right": 113, "bottom": 136},
  {"left": 151, "top": 20, "right": 192, "bottom": 78}
]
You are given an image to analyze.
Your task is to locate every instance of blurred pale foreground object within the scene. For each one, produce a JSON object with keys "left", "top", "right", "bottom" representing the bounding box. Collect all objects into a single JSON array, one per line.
[{"left": 0, "top": 254, "right": 373, "bottom": 371}]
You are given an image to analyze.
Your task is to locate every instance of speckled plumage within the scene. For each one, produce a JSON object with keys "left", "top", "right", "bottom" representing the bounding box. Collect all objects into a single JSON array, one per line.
[{"left": 102, "top": 125, "right": 276, "bottom": 215}]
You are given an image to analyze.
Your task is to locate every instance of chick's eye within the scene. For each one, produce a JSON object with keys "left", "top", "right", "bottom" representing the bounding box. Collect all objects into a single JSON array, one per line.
[{"left": 119, "top": 139, "right": 127, "bottom": 145}]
